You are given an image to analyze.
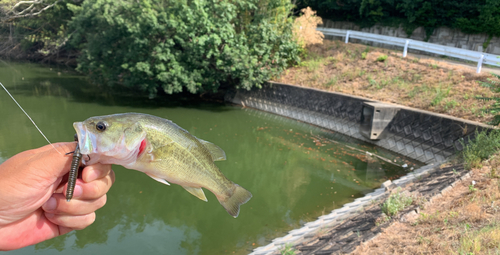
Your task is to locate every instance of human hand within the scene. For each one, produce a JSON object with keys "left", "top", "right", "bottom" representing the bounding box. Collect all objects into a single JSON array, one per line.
[{"left": 0, "top": 142, "right": 115, "bottom": 251}]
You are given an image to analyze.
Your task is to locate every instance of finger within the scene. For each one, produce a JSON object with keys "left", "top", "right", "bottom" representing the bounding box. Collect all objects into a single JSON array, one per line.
[
  {"left": 54, "top": 175, "right": 70, "bottom": 194},
  {"left": 42, "top": 193, "right": 107, "bottom": 216},
  {"left": 0, "top": 142, "right": 77, "bottom": 196},
  {"left": 78, "top": 170, "right": 115, "bottom": 200},
  {"left": 58, "top": 226, "right": 75, "bottom": 236},
  {"left": 82, "top": 164, "right": 113, "bottom": 183},
  {"left": 33, "top": 142, "right": 79, "bottom": 180},
  {"left": 63, "top": 172, "right": 114, "bottom": 200},
  {"left": 45, "top": 212, "right": 96, "bottom": 231}
]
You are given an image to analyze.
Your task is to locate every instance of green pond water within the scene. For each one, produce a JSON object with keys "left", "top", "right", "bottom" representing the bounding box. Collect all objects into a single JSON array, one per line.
[{"left": 0, "top": 62, "right": 422, "bottom": 254}]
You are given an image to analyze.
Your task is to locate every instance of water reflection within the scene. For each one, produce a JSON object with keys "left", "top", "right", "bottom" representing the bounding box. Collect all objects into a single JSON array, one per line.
[
  {"left": 35, "top": 219, "right": 201, "bottom": 254},
  {"left": 365, "top": 154, "right": 386, "bottom": 182},
  {"left": 1, "top": 62, "right": 422, "bottom": 255}
]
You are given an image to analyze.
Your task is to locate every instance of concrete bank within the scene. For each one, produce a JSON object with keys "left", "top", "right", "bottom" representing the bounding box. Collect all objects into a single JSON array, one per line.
[
  {"left": 226, "top": 82, "right": 491, "bottom": 164},
  {"left": 224, "top": 82, "right": 492, "bottom": 254}
]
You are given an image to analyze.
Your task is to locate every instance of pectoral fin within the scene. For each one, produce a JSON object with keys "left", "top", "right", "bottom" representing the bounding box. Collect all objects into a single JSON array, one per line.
[
  {"left": 183, "top": 186, "right": 208, "bottom": 202},
  {"left": 197, "top": 138, "right": 226, "bottom": 161},
  {"left": 147, "top": 173, "right": 170, "bottom": 186}
]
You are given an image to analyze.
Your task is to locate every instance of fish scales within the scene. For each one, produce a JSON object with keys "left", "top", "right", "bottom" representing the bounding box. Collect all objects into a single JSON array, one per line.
[
  {"left": 137, "top": 117, "right": 232, "bottom": 193},
  {"left": 73, "top": 113, "right": 252, "bottom": 217}
]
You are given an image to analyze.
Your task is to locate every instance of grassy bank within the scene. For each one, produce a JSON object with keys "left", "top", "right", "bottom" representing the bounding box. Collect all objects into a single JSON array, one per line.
[
  {"left": 275, "top": 40, "right": 500, "bottom": 254},
  {"left": 274, "top": 40, "right": 500, "bottom": 124},
  {"left": 353, "top": 157, "right": 500, "bottom": 255}
]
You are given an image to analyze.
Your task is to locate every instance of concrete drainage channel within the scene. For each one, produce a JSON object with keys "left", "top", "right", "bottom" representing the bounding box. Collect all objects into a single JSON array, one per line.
[{"left": 224, "top": 82, "right": 491, "bottom": 255}]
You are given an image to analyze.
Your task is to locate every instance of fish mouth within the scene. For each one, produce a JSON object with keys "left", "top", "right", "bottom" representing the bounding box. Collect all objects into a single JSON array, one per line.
[{"left": 73, "top": 122, "right": 97, "bottom": 155}]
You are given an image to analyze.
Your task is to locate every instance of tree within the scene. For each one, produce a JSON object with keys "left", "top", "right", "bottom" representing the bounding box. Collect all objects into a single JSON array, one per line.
[
  {"left": 0, "top": 0, "right": 78, "bottom": 62},
  {"left": 0, "top": 0, "right": 63, "bottom": 23},
  {"left": 68, "top": 0, "right": 301, "bottom": 96}
]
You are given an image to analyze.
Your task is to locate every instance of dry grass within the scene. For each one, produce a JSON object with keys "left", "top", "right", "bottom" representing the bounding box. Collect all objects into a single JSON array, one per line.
[
  {"left": 352, "top": 156, "right": 500, "bottom": 255},
  {"left": 293, "top": 7, "right": 324, "bottom": 48},
  {"left": 275, "top": 40, "right": 500, "bottom": 124},
  {"left": 275, "top": 39, "right": 500, "bottom": 254}
]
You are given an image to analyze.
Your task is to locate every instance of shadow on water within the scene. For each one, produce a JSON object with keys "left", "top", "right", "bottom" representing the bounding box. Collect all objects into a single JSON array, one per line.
[{"left": 0, "top": 61, "right": 231, "bottom": 112}]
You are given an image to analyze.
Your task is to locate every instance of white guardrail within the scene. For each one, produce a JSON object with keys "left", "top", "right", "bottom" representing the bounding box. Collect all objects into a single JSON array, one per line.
[{"left": 317, "top": 27, "right": 500, "bottom": 73}]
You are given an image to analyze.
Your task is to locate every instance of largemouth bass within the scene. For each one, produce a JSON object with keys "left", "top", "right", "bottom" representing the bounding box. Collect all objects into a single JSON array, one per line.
[{"left": 73, "top": 113, "right": 252, "bottom": 217}]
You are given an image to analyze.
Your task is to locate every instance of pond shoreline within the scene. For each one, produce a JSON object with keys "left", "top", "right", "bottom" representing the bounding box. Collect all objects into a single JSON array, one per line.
[
  {"left": 226, "top": 81, "right": 492, "bottom": 165},
  {"left": 225, "top": 81, "right": 494, "bottom": 254}
]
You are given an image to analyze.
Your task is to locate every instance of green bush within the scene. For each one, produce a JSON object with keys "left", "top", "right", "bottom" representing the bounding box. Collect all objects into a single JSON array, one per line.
[
  {"left": 462, "top": 130, "right": 500, "bottom": 169},
  {"left": 381, "top": 188, "right": 413, "bottom": 216},
  {"left": 68, "top": 0, "right": 300, "bottom": 96},
  {"left": 376, "top": 55, "right": 388, "bottom": 62}
]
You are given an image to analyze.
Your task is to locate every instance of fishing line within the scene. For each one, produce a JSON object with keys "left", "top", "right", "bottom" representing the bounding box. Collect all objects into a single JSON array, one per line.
[{"left": 1, "top": 81, "right": 63, "bottom": 155}]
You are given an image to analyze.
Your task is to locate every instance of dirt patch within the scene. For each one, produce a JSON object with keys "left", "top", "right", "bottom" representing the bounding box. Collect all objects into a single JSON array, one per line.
[
  {"left": 352, "top": 159, "right": 500, "bottom": 255},
  {"left": 274, "top": 40, "right": 500, "bottom": 124}
]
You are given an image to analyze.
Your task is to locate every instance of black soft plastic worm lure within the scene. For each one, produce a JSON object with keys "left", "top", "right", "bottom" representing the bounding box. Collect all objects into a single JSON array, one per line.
[{"left": 66, "top": 134, "right": 82, "bottom": 202}]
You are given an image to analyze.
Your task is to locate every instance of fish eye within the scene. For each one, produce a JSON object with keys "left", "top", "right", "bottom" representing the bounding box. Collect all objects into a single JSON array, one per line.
[{"left": 96, "top": 121, "right": 107, "bottom": 131}]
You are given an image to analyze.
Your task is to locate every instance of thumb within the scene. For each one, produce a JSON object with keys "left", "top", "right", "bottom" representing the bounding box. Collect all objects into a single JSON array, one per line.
[
  {"left": 0, "top": 142, "right": 79, "bottom": 206},
  {"left": 28, "top": 142, "right": 79, "bottom": 180}
]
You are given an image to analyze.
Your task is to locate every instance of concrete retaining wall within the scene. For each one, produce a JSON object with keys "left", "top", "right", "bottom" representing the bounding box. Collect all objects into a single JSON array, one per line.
[
  {"left": 225, "top": 82, "right": 492, "bottom": 255},
  {"left": 321, "top": 20, "right": 500, "bottom": 55},
  {"left": 226, "top": 82, "right": 491, "bottom": 164}
]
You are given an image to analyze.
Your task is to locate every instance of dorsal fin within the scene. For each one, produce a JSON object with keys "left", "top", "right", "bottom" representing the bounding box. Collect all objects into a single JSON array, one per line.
[{"left": 197, "top": 138, "right": 226, "bottom": 161}]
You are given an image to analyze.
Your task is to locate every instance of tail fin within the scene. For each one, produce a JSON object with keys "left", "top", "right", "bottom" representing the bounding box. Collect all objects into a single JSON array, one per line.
[{"left": 218, "top": 184, "right": 252, "bottom": 218}]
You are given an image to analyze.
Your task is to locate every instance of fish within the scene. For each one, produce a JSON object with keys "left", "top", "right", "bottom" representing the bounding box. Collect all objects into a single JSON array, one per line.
[{"left": 73, "top": 113, "right": 252, "bottom": 218}]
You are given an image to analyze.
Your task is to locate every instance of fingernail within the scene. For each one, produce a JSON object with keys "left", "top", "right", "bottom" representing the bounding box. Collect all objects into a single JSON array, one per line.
[
  {"left": 43, "top": 197, "right": 57, "bottom": 212},
  {"left": 73, "top": 184, "right": 83, "bottom": 198}
]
